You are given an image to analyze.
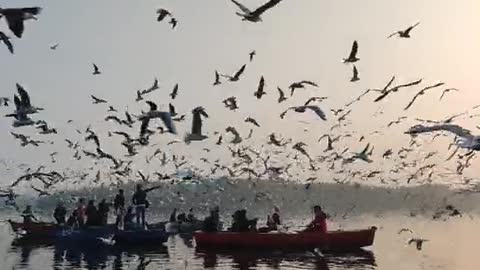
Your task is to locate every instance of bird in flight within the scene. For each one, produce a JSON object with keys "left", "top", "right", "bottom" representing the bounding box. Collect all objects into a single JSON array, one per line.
[
  {"left": 374, "top": 78, "right": 423, "bottom": 102},
  {"left": 185, "top": 107, "right": 209, "bottom": 144},
  {"left": 404, "top": 82, "right": 445, "bottom": 110},
  {"left": 0, "top": 7, "right": 41, "bottom": 38},
  {"left": 281, "top": 105, "right": 326, "bottom": 121},
  {"left": 213, "top": 71, "right": 221, "bottom": 86},
  {"left": 222, "top": 64, "right": 246, "bottom": 82},
  {"left": 92, "top": 63, "right": 101, "bottom": 75},
  {"left": 277, "top": 87, "right": 287, "bottom": 103},
  {"left": 91, "top": 95, "right": 107, "bottom": 104},
  {"left": 406, "top": 124, "right": 480, "bottom": 150},
  {"left": 254, "top": 76, "right": 266, "bottom": 99},
  {"left": 0, "top": 31, "right": 13, "bottom": 54},
  {"left": 388, "top": 22, "right": 420, "bottom": 38},
  {"left": 50, "top": 43, "right": 59, "bottom": 50},
  {"left": 439, "top": 88, "right": 459, "bottom": 100},
  {"left": 169, "top": 18, "right": 178, "bottom": 29},
  {"left": 408, "top": 238, "right": 428, "bottom": 251},
  {"left": 170, "top": 84, "right": 179, "bottom": 99},
  {"left": 343, "top": 41, "right": 359, "bottom": 63},
  {"left": 350, "top": 65, "right": 359, "bottom": 82},
  {"left": 249, "top": 50, "right": 256, "bottom": 61},
  {"left": 230, "top": 0, "right": 283, "bottom": 22},
  {"left": 156, "top": 8, "right": 171, "bottom": 21},
  {"left": 0, "top": 97, "right": 9, "bottom": 106},
  {"left": 289, "top": 80, "right": 318, "bottom": 96}
]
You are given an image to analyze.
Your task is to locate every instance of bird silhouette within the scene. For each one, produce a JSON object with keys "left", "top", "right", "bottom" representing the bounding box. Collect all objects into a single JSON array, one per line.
[{"left": 230, "top": 0, "right": 283, "bottom": 22}]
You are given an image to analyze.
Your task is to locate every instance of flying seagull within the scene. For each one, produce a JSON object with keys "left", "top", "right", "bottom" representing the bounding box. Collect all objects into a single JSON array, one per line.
[
  {"left": 49, "top": 43, "right": 59, "bottom": 50},
  {"left": 13, "top": 83, "right": 43, "bottom": 114},
  {"left": 406, "top": 124, "right": 480, "bottom": 150},
  {"left": 249, "top": 50, "right": 256, "bottom": 61},
  {"left": 91, "top": 95, "right": 107, "bottom": 104},
  {"left": 281, "top": 105, "right": 326, "bottom": 121},
  {"left": 289, "top": 80, "right": 318, "bottom": 96},
  {"left": 0, "top": 97, "right": 9, "bottom": 106},
  {"left": 92, "top": 63, "right": 101, "bottom": 75},
  {"left": 170, "top": 84, "right": 178, "bottom": 99},
  {"left": 408, "top": 238, "right": 428, "bottom": 251},
  {"left": 350, "top": 65, "right": 359, "bottom": 82},
  {"left": 156, "top": 8, "right": 171, "bottom": 21},
  {"left": 439, "top": 88, "right": 459, "bottom": 100},
  {"left": 222, "top": 64, "right": 246, "bottom": 82},
  {"left": 245, "top": 117, "right": 260, "bottom": 127},
  {"left": 343, "top": 41, "right": 359, "bottom": 63},
  {"left": 277, "top": 87, "right": 287, "bottom": 103},
  {"left": 254, "top": 76, "right": 266, "bottom": 99},
  {"left": 185, "top": 107, "right": 209, "bottom": 144},
  {"left": 0, "top": 7, "right": 42, "bottom": 38},
  {"left": 404, "top": 82, "right": 445, "bottom": 110},
  {"left": 139, "top": 101, "right": 176, "bottom": 138},
  {"left": 169, "top": 18, "right": 178, "bottom": 29},
  {"left": 230, "top": 0, "right": 283, "bottom": 22},
  {"left": 213, "top": 71, "right": 221, "bottom": 86},
  {"left": 0, "top": 31, "right": 13, "bottom": 54},
  {"left": 388, "top": 22, "right": 420, "bottom": 38},
  {"left": 374, "top": 78, "right": 423, "bottom": 102}
]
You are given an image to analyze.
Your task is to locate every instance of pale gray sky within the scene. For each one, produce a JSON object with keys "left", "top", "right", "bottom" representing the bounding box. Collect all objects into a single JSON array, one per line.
[{"left": 1, "top": 0, "right": 480, "bottom": 188}]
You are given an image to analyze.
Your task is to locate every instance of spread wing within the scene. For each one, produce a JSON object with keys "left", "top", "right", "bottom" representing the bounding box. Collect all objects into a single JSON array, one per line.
[
  {"left": 16, "top": 83, "right": 31, "bottom": 107},
  {"left": 0, "top": 31, "right": 13, "bottom": 53},
  {"left": 251, "top": 0, "right": 282, "bottom": 17},
  {"left": 146, "top": 101, "right": 157, "bottom": 111},
  {"left": 404, "top": 83, "right": 444, "bottom": 110},
  {"left": 192, "top": 111, "right": 203, "bottom": 135},
  {"left": 405, "top": 124, "right": 473, "bottom": 139},
  {"left": 233, "top": 64, "right": 246, "bottom": 79},
  {"left": 348, "top": 41, "right": 358, "bottom": 59},
  {"left": 404, "top": 22, "right": 420, "bottom": 35},
  {"left": 301, "top": 80, "right": 318, "bottom": 87},
  {"left": 306, "top": 106, "right": 326, "bottom": 120},
  {"left": 230, "top": 0, "right": 252, "bottom": 13},
  {"left": 157, "top": 111, "right": 176, "bottom": 134}
]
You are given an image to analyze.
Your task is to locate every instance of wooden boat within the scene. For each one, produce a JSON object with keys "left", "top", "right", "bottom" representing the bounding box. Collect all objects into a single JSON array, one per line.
[
  {"left": 194, "top": 227, "right": 376, "bottom": 251},
  {"left": 113, "top": 229, "right": 169, "bottom": 245},
  {"left": 55, "top": 227, "right": 115, "bottom": 244},
  {"left": 8, "top": 220, "right": 58, "bottom": 239}
]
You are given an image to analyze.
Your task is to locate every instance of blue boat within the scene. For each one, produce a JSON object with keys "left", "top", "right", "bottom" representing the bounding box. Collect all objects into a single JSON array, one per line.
[
  {"left": 56, "top": 227, "right": 115, "bottom": 244},
  {"left": 113, "top": 229, "right": 169, "bottom": 245}
]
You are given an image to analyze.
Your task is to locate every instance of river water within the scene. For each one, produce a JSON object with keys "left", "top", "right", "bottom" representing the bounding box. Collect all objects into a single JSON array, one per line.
[{"left": 0, "top": 180, "right": 478, "bottom": 269}]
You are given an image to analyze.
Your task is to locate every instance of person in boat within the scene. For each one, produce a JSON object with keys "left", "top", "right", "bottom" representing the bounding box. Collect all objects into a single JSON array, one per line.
[
  {"left": 169, "top": 208, "right": 177, "bottom": 222},
  {"left": 304, "top": 205, "right": 328, "bottom": 233},
  {"left": 53, "top": 202, "right": 67, "bottom": 225},
  {"left": 202, "top": 208, "right": 221, "bottom": 232},
  {"left": 230, "top": 209, "right": 257, "bottom": 232},
  {"left": 21, "top": 205, "right": 38, "bottom": 224},
  {"left": 85, "top": 199, "right": 100, "bottom": 227},
  {"left": 177, "top": 212, "right": 187, "bottom": 224},
  {"left": 260, "top": 206, "right": 281, "bottom": 232},
  {"left": 123, "top": 206, "right": 135, "bottom": 230},
  {"left": 76, "top": 198, "right": 86, "bottom": 228},
  {"left": 132, "top": 184, "right": 153, "bottom": 229},
  {"left": 187, "top": 208, "right": 197, "bottom": 223},
  {"left": 98, "top": 199, "right": 110, "bottom": 226},
  {"left": 67, "top": 210, "right": 79, "bottom": 229},
  {"left": 114, "top": 189, "right": 125, "bottom": 228}
]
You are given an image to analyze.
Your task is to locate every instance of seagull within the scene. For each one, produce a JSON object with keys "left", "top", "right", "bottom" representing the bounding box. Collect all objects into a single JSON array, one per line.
[
  {"left": 249, "top": 50, "right": 256, "bottom": 61},
  {"left": 408, "top": 238, "right": 428, "bottom": 251},
  {"left": 213, "top": 71, "right": 221, "bottom": 86},
  {"left": 92, "top": 63, "right": 101, "bottom": 75},
  {"left": 281, "top": 105, "right": 326, "bottom": 121},
  {"left": 0, "top": 7, "right": 42, "bottom": 38},
  {"left": 277, "top": 87, "right": 287, "bottom": 103},
  {"left": 406, "top": 124, "right": 480, "bottom": 150},
  {"left": 245, "top": 117, "right": 260, "bottom": 127},
  {"left": 344, "top": 143, "right": 373, "bottom": 163},
  {"left": 289, "top": 80, "right": 318, "bottom": 96},
  {"left": 404, "top": 82, "right": 445, "bottom": 110},
  {"left": 14, "top": 83, "right": 43, "bottom": 114},
  {"left": 91, "top": 95, "right": 107, "bottom": 104},
  {"left": 49, "top": 43, "right": 59, "bottom": 50},
  {"left": 139, "top": 101, "right": 177, "bottom": 138},
  {"left": 226, "top": 126, "right": 242, "bottom": 144},
  {"left": 350, "top": 65, "right": 359, "bottom": 82},
  {"left": 223, "top": 96, "right": 239, "bottom": 111},
  {"left": 185, "top": 106, "right": 209, "bottom": 144},
  {"left": 254, "top": 76, "right": 266, "bottom": 99},
  {"left": 156, "top": 8, "right": 171, "bottom": 21},
  {"left": 147, "top": 78, "right": 159, "bottom": 92},
  {"left": 170, "top": 84, "right": 178, "bottom": 99},
  {"left": 5, "top": 111, "right": 34, "bottom": 127},
  {"left": 439, "top": 88, "right": 460, "bottom": 100},
  {"left": 0, "top": 31, "right": 13, "bottom": 54},
  {"left": 36, "top": 122, "right": 57, "bottom": 134},
  {"left": 343, "top": 41, "right": 359, "bottom": 63},
  {"left": 222, "top": 64, "right": 246, "bottom": 82},
  {"left": 0, "top": 97, "right": 10, "bottom": 106},
  {"left": 398, "top": 228, "right": 413, "bottom": 234},
  {"left": 388, "top": 22, "right": 420, "bottom": 38},
  {"left": 169, "top": 18, "right": 178, "bottom": 29},
  {"left": 374, "top": 79, "right": 423, "bottom": 102},
  {"left": 107, "top": 106, "right": 117, "bottom": 112},
  {"left": 169, "top": 103, "right": 177, "bottom": 117},
  {"left": 230, "top": 0, "right": 283, "bottom": 22},
  {"left": 318, "top": 135, "right": 334, "bottom": 151},
  {"left": 304, "top": 96, "right": 327, "bottom": 106},
  {"left": 292, "top": 142, "right": 312, "bottom": 161}
]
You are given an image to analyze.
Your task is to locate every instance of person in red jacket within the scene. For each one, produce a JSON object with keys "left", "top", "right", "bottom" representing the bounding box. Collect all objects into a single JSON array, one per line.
[{"left": 304, "top": 205, "right": 328, "bottom": 233}]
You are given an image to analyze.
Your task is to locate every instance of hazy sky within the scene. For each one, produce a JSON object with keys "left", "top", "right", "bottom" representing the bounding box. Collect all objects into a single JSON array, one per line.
[{"left": 1, "top": 0, "right": 480, "bottom": 187}]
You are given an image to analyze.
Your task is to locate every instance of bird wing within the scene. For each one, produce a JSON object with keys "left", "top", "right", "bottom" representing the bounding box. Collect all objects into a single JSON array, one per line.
[
  {"left": 251, "top": 0, "right": 282, "bottom": 17},
  {"left": 156, "top": 111, "right": 176, "bottom": 134},
  {"left": 230, "top": 0, "right": 252, "bottom": 13},
  {"left": 404, "top": 83, "right": 444, "bottom": 110},
  {"left": 406, "top": 124, "right": 473, "bottom": 139},
  {"left": 387, "top": 31, "right": 399, "bottom": 38},
  {"left": 373, "top": 90, "right": 391, "bottom": 102},
  {"left": 4, "top": 13, "right": 24, "bottom": 38},
  {"left": 233, "top": 64, "right": 246, "bottom": 79},
  {"left": 255, "top": 76, "right": 265, "bottom": 96},
  {"left": 169, "top": 103, "right": 176, "bottom": 115},
  {"left": 146, "top": 101, "right": 157, "bottom": 111},
  {"left": 352, "top": 65, "right": 358, "bottom": 77},
  {"left": 192, "top": 111, "right": 203, "bottom": 135},
  {"left": 306, "top": 106, "right": 327, "bottom": 120},
  {"left": 360, "top": 143, "right": 370, "bottom": 155},
  {"left": 301, "top": 80, "right": 318, "bottom": 87},
  {"left": 404, "top": 22, "right": 420, "bottom": 35},
  {"left": 16, "top": 83, "right": 31, "bottom": 107},
  {"left": 0, "top": 31, "right": 13, "bottom": 53},
  {"left": 13, "top": 95, "right": 22, "bottom": 110},
  {"left": 348, "top": 41, "right": 358, "bottom": 59},
  {"left": 277, "top": 87, "right": 285, "bottom": 99},
  {"left": 393, "top": 79, "right": 423, "bottom": 91}
]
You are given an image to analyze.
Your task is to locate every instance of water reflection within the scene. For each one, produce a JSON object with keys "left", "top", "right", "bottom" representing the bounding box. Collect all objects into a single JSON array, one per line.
[{"left": 195, "top": 248, "right": 376, "bottom": 270}]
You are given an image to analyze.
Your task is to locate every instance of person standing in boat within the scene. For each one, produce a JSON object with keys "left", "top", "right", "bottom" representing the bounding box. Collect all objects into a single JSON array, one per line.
[
  {"left": 98, "top": 199, "right": 110, "bottom": 226},
  {"left": 53, "top": 202, "right": 67, "bottom": 225},
  {"left": 169, "top": 208, "right": 177, "bottom": 222},
  {"left": 76, "top": 198, "right": 86, "bottom": 228},
  {"left": 21, "top": 205, "right": 38, "bottom": 224},
  {"left": 114, "top": 189, "right": 125, "bottom": 229},
  {"left": 85, "top": 199, "right": 99, "bottom": 227},
  {"left": 202, "top": 207, "right": 221, "bottom": 232},
  {"left": 132, "top": 184, "right": 148, "bottom": 229},
  {"left": 304, "top": 205, "right": 328, "bottom": 233}
]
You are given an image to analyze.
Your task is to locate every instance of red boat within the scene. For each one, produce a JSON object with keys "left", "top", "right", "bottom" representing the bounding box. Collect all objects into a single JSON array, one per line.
[
  {"left": 8, "top": 220, "right": 58, "bottom": 239},
  {"left": 194, "top": 227, "right": 376, "bottom": 251}
]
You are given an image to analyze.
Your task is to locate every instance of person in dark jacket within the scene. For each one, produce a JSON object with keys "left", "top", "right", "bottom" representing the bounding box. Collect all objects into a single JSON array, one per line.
[
  {"left": 85, "top": 200, "right": 99, "bottom": 227},
  {"left": 98, "top": 199, "right": 110, "bottom": 226},
  {"left": 132, "top": 184, "right": 147, "bottom": 228},
  {"left": 114, "top": 189, "right": 125, "bottom": 228},
  {"left": 67, "top": 210, "right": 79, "bottom": 229},
  {"left": 124, "top": 206, "right": 135, "bottom": 230},
  {"left": 230, "top": 209, "right": 257, "bottom": 232},
  {"left": 203, "top": 208, "right": 221, "bottom": 232},
  {"left": 53, "top": 202, "right": 67, "bottom": 225},
  {"left": 169, "top": 208, "right": 177, "bottom": 222},
  {"left": 21, "top": 205, "right": 37, "bottom": 224}
]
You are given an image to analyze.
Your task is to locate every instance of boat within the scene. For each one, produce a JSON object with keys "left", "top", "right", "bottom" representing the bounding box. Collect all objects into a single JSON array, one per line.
[
  {"left": 113, "top": 229, "right": 169, "bottom": 245},
  {"left": 194, "top": 227, "right": 376, "bottom": 251},
  {"left": 8, "top": 220, "right": 58, "bottom": 239},
  {"left": 55, "top": 227, "right": 115, "bottom": 244}
]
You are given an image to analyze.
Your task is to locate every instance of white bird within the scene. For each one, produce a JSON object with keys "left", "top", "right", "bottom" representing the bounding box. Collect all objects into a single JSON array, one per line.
[{"left": 406, "top": 124, "right": 480, "bottom": 150}]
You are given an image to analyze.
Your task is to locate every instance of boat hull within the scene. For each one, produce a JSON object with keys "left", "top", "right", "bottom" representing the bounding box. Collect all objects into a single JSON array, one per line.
[
  {"left": 113, "top": 229, "right": 169, "bottom": 245},
  {"left": 8, "top": 220, "right": 58, "bottom": 239},
  {"left": 194, "top": 227, "right": 376, "bottom": 251}
]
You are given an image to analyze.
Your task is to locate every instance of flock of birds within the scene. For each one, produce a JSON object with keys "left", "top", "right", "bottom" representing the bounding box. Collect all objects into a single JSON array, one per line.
[{"left": 0, "top": 0, "right": 477, "bottom": 253}]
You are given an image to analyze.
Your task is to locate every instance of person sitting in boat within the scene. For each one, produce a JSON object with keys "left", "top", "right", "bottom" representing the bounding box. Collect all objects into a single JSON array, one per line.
[
  {"left": 21, "top": 205, "right": 38, "bottom": 224},
  {"left": 98, "top": 199, "right": 110, "bottom": 226},
  {"left": 177, "top": 213, "right": 187, "bottom": 224},
  {"left": 76, "top": 198, "right": 86, "bottom": 228},
  {"left": 169, "top": 208, "right": 177, "bottom": 223},
  {"left": 202, "top": 208, "right": 221, "bottom": 232},
  {"left": 53, "top": 202, "right": 67, "bottom": 225},
  {"left": 304, "top": 205, "right": 328, "bottom": 233},
  {"left": 114, "top": 189, "right": 125, "bottom": 228},
  {"left": 266, "top": 206, "right": 281, "bottom": 231},
  {"left": 123, "top": 206, "right": 135, "bottom": 230},
  {"left": 230, "top": 209, "right": 257, "bottom": 232},
  {"left": 187, "top": 208, "right": 197, "bottom": 223},
  {"left": 85, "top": 200, "right": 100, "bottom": 227},
  {"left": 67, "top": 210, "right": 79, "bottom": 229}
]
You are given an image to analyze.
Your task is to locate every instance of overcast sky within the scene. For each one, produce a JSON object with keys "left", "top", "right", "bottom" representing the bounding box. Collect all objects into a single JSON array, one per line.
[{"left": 1, "top": 0, "right": 480, "bottom": 188}]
